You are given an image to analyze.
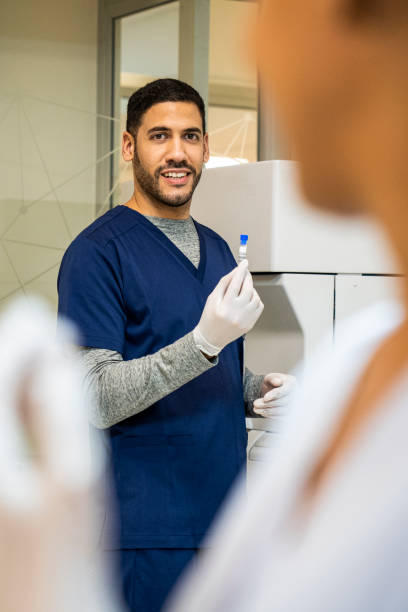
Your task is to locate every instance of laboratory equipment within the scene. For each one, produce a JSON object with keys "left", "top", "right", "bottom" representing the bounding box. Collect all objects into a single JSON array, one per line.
[
  {"left": 238, "top": 235, "right": 249, "bottom": 263},
  {"left": 192, "top": 160, "right": 400, "bottom": 471}
]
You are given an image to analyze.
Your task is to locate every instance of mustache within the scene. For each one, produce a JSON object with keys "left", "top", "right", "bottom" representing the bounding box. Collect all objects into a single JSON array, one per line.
[{"left": 155, "top": 162, "right": 196, "bottom": 179}]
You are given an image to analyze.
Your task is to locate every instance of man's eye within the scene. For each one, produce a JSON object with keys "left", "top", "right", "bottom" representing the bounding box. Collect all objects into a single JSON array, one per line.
[
  {"left": 152, "top": 133, "right": 166, "bottom": 140},
  {"left": 185, "top": 133, "right": 199, "bottom": 141}
]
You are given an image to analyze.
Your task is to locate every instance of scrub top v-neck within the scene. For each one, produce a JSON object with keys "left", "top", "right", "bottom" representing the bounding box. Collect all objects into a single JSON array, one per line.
[
  {"left": 57, "top": 204, "right": 247, "bottom": 549},
  {"left": 125, "top": 206, "right": 208, "bottom": 283}
]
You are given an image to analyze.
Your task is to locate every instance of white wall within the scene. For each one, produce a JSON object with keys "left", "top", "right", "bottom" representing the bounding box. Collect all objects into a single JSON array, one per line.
[
  {"left": 121, "top": 2, "right": 179, "bottom": 79},
  {"left": 0, "top": 0, "right": 99, "bottom": 309}
]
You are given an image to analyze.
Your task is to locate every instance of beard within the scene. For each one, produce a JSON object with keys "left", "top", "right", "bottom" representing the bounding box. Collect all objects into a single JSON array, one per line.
[{"left": 133, "top": 151, "right": 202, "bottom": 208}]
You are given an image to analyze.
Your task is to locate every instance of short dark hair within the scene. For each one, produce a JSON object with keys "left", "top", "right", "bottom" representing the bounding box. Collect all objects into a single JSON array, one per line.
[{"left": 126, "top": 78, "right": 206, "bottom": 136}]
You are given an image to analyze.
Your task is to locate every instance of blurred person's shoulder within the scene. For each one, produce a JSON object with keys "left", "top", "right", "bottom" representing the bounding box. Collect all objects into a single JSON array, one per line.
[
  {"left": 335, "top": 300, "right": 404, "bottom": 355},
  {"left": 276, "top": 300, "right": 405, "bottom": 447}
]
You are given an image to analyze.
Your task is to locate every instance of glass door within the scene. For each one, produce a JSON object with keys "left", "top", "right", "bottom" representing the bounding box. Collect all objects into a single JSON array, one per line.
[
  {"left": 207, "top": 0, "right": 258, "bottom": 168},
  {"left": 112, "top": 1, "right": 180, "bottom": 207}
]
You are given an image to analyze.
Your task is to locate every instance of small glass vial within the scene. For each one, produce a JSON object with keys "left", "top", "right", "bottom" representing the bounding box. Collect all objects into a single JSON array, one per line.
[{"left": 238, "top": 234, "right": 249, "bottom": 263}]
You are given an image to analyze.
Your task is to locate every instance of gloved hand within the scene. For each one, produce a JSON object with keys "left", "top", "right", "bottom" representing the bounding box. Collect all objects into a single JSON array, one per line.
[
  {"left": 253, "top": 373, "right": 297, "bottom": 418},
  {"left": 193, "top": 260, "right": 264, "bottom": 356}
]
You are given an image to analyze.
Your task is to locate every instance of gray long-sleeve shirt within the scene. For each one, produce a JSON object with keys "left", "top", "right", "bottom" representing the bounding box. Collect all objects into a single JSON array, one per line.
[{"left": 81, "top": 213, "right": 264, "bottom": 429}]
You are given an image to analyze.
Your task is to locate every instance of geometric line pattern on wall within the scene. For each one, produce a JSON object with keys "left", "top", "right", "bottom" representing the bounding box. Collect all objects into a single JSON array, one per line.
[{"left": 0, "top": 92, "right": 120, "bottom": 308}]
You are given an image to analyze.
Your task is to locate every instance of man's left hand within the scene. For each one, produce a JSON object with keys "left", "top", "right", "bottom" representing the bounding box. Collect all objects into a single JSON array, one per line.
[{"left": 253, "top": 373, "right": 297, "bottom": 418}]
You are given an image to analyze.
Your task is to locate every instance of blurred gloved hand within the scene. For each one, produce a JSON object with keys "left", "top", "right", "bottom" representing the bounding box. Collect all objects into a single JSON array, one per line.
[
  {"left": 0, "top": 299, "right": 121, "bottom": 612},
  {"left": 253, "top": 373, "right": 297, "bottom": 419},
  {"left": 194, "top": 260, "right": 264, "bottom": 356}
]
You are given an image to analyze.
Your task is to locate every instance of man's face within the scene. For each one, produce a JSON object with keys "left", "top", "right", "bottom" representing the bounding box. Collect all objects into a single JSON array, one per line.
[
  {"left": 252, "top": 0, "right": 374, "bottom": 214},
  {"left": 123, "top": 101, "right": 209, "bottom": 208}
]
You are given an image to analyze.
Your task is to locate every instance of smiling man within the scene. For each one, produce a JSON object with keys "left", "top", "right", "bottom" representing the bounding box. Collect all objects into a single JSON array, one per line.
[
  {"left": 57, "top": 78, "right": 294, "bottom": 612},
  {"left": 129, "top": 102, "right": 203, "bottom": 207}
]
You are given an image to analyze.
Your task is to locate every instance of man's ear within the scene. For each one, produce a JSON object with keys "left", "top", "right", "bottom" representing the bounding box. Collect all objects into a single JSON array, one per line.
[
  {"left": 122, "top": 131, "right": 135, "bottom": 162},
  {"left": 203, "top": 133, "right": 210, "bottom": 164}
]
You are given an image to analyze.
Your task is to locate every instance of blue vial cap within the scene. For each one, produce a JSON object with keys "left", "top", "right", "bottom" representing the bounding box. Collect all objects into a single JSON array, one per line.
[{"left": 240, "top": 234, "right": 248, "bottom": 246}]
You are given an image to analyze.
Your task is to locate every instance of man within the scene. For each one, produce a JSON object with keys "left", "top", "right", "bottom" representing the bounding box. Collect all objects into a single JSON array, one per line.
[{"left": 58, "top": 78, "right": 295, "bottom": 612}]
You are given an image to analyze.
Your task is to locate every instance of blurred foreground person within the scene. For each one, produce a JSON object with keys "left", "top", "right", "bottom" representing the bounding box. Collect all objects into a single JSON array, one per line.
[
  {"left": 0, "top": 298, "right": 122, "bottom": 612},
  {"left": 166, "top": 1, "right": 408, "bottom": 610}
]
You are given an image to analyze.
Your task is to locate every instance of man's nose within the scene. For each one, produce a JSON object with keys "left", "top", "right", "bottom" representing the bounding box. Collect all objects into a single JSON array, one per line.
[{"left": 165, "top": 137, "right": 187, "bottom": 164}]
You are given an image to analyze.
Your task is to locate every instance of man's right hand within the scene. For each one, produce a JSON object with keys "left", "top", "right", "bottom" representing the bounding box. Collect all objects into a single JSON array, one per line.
[{"left": 193, "top": 260, "right": 264, "bottom": 357}]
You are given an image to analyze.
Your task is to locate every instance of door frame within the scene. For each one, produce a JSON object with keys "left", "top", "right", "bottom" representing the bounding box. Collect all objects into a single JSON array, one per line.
[{"left": 96, "top": 0, "right": 210, "bottom": 209}]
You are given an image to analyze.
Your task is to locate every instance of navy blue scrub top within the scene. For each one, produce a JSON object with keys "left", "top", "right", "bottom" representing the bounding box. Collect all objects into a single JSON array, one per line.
[{"left": 58, "top": 205, "right": 247, "bottom": 549}]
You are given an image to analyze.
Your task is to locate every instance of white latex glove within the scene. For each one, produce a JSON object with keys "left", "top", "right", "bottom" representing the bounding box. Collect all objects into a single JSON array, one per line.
[
  {"left": 253, "top": 373, "right": 297, "bottom": 418},
  {"left": 193, "top": 260, "right": 264, "bottom": 356}
]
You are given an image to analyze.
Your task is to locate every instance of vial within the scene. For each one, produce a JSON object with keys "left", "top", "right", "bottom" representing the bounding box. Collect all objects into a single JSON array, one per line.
[{"left": 238, "top": 234, "right": 249, "bottom": 263}]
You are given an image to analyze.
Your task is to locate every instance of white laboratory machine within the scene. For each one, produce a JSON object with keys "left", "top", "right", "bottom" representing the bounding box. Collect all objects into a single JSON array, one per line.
[{"left": 191, "top": 160, "right": 400, "bottom": 468}]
